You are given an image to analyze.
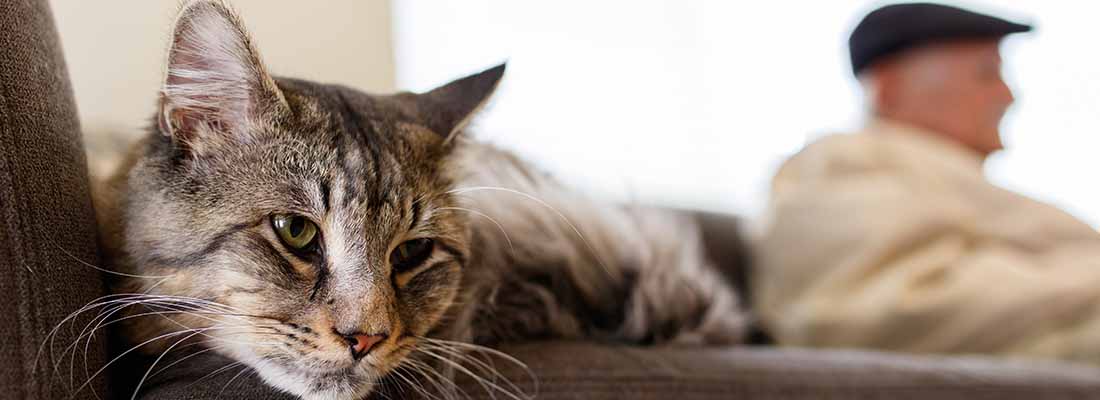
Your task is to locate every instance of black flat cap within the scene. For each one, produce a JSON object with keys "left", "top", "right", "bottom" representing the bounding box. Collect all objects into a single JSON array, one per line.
[{"left": 849, "top": 3, "right": 1032, "bottom": 75}]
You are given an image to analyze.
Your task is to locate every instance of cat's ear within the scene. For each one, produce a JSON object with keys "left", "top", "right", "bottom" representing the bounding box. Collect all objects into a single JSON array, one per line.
[
  {"left": 158, "top": 0, "right": 287, "bottom": 155},
  {"left": 417, "top": 63, "right": 505, "bottom": 141}
]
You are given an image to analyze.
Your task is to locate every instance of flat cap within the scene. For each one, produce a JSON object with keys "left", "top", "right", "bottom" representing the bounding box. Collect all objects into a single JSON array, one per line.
[{"left": 849, "top": 3, "right": 1032, "bottom": 75}]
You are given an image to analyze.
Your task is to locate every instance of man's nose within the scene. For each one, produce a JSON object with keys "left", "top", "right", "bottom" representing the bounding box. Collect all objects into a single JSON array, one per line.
[
  {"left": 997, "top": 77, "right": 1015, "bottom": 105},
  {"left": 337, "top": 330, "right": 388, "bottom": 360}
]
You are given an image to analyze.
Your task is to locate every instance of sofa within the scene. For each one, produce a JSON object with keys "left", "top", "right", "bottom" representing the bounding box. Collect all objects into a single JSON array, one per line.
[{"left": 5, "top": 1, "right": 1100, "bottom": 399}]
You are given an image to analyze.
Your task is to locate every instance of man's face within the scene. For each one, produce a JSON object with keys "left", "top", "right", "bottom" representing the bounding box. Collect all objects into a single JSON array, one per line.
[{"left": 879, "top": 39, "right": 1015, "bottom": 157}]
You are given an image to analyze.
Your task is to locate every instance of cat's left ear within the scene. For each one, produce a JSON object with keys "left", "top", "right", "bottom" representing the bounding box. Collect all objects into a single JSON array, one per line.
[
  {"left": 158, "top": 0, "right": 288, "bottom": 156},
  {"left": 416, "top": 63, "right": 505, "bottom": 141}
]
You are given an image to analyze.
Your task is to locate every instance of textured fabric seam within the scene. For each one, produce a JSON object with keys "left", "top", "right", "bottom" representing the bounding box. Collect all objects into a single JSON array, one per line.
[{"left": 0, "top": 37, "right": 34, "bottom": 400}]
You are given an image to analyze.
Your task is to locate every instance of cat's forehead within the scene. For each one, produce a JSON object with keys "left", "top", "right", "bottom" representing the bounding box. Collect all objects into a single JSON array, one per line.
[
  {"left": 158, "top": 78, "right": 445, "bottom": 227},
  {"left": 275, "top": 77, "right": 419, "bottom": 136},
  {"left": 236, "top": 79, "right": 440, "bottom": 214}
]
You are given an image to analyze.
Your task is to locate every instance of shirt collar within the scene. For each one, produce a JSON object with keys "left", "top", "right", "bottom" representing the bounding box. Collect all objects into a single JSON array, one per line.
[{"left": 861, "top": 117, "right": 986, "bottom": 177}]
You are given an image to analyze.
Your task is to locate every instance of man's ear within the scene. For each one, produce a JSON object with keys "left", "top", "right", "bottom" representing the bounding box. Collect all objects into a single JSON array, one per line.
[
  {"left": 416, "top": 63, "right": 506, "bottom": 141},
  {"left": 158, "top": 0, "right": 288, "bottom": 156},
  {"left": 863, "top": 60, "right": 903, "bottom": 115}
]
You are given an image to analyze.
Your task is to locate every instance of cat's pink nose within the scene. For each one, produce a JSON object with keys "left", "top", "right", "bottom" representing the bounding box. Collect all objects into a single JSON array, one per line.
[{"left": 341, "top": 332, "right": 387, "bottom": 360}]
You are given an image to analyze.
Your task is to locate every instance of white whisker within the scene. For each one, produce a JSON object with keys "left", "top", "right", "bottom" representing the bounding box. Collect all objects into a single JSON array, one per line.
[
  {"left": 388, "top": 364, "right": 435, "bottom": 400},
  {"left": 403, "top": 356, "right": 467, "bottom": 400},
  {"left": 416, "top": 346, "right": 529, "bottom": 400},
  {"left": 69, "top": 327, "right": 220, "bottom": 398},
  {"left": 419, "top": 337, "right": 538, "bottom": 398},
  {"left": 40, "top": 293, "right": 236, "bottom": 387},
  {"left": 447, "top": 185, "right": 611, "bottom": 277},
  {"left": 419, "top": 343, "right": 518, "bottom": 396},
  {"left": 148, "top": 343, "right": 228, "bottom": 379},
  {"left": 438, "top": 206, "right": 515, "bottom": 255},
  {"left": 130, "top": 329, "right": 207, "bottom": 400},
  {"left": 53, "top": 243, "right": 175, "bottom": 279},
  {"left": 185, "top": 360, "right": 245, "bottom": 390},
  {"left": 216, "top": 363, "right": 253, "bottom": 399}
]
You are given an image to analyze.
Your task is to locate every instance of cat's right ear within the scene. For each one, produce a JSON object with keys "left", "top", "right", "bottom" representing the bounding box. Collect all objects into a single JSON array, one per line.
[
  {"left": 158, "top": 0, "right": 287, "bottom": 156},
  {"left": 415, "top": 63, "right": 506, "bottom": 142}
]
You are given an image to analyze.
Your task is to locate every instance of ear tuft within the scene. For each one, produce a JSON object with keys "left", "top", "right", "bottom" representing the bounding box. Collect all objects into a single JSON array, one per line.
[
  {"left": 159, "top": 0, "right": 286, "bottom": 153},
  {"left": 417, "top": 63, "right": 506, "bottom": 140}
]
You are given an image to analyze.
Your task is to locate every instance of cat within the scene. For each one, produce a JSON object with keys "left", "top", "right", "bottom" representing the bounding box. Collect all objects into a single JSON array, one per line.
[{"left": 92, "top": 1, "right": 747, "bottom": 399}]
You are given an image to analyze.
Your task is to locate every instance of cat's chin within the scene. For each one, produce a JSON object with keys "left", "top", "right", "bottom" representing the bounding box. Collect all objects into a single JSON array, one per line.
[{"left": 245, "top": 356, "right": 377, "bottom": 400}]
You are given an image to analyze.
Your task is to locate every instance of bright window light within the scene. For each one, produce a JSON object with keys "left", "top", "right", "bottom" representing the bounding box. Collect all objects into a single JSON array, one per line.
[{"left": 393, "top": 1, "right": 1100, "bottom": 226}]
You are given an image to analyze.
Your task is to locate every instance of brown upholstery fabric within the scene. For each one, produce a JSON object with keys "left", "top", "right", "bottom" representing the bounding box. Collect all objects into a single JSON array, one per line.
[
  {"left": 138, "top": 342, "right": 1100, "bottom": 399},
  {"left": 484, "top": 342, "right": 1100, "bottom": 399},
  {"left": 0, "top": 0, "right": 107, "bottom": 399}
]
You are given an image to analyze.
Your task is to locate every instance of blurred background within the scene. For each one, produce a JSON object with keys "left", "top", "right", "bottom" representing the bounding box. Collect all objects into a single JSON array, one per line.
[{"left": 54, "top": 1, "right": 1100, "bottom": 226}]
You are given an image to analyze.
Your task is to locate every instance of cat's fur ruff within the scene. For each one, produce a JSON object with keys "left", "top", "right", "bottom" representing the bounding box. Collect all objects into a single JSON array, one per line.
[{"left": 94, "top": 1, "right": 747, "bottom": 399}]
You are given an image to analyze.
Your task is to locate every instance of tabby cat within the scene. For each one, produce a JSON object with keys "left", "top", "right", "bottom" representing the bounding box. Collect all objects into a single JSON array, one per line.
[{"left": 93, "top": 1, "right": 746, "bottom": 399}]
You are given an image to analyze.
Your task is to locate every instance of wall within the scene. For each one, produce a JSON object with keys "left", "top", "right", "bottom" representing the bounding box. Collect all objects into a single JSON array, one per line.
[{"left": 50, "top": 0, "right": 396, "bottom": 175}]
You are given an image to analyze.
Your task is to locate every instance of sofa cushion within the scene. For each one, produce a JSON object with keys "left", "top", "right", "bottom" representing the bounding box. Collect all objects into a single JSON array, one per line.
[
  {"left": 136, "top": 341, "right": 1100, "bottom": 399},
  {"left": 0, "top": 0, "right": 107, "bottom": 398},
  {"left": 478, "top": 342, "right": 1100, "bottom": 399}
]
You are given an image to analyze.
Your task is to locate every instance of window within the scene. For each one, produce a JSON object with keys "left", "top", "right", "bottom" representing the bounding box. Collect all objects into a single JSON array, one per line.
[{"left": 393, "top": 1, "right": 1100, "bottom": 225}]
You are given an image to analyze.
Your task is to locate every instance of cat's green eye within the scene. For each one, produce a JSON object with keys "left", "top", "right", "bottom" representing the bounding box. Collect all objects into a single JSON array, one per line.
[
  {"left": 272, "top": 214, "right": 319, "bottom": 251},
  {"left": 390, "top": 238, "right": 434, "bottom": 273}
]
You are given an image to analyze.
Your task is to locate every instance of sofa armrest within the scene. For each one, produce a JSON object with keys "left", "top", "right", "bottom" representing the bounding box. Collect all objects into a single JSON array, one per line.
[
  {"left": 0, "top": 0, "right": 108, "bottom": 398},
  {"left": 136, "top": 341, "right": 1100, "bottom": 400}
]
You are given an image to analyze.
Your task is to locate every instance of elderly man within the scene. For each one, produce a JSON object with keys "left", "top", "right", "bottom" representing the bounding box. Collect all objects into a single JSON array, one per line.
[{"left": 753, "top": 3, "right": 1100, "bottom": 364}]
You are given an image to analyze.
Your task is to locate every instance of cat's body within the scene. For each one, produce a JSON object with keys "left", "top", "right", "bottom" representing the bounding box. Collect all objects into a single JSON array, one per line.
[
  {"left": 436, "top": 142, "right": 743, "bottom": 347},
  {"left": 93, "top": 2, "right": 745, "bottom": 399}
]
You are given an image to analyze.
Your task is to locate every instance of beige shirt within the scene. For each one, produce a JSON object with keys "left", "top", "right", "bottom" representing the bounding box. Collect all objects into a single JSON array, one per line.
[{"left": 753, "top": 119, "right": 1100, "bottom": 364}]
